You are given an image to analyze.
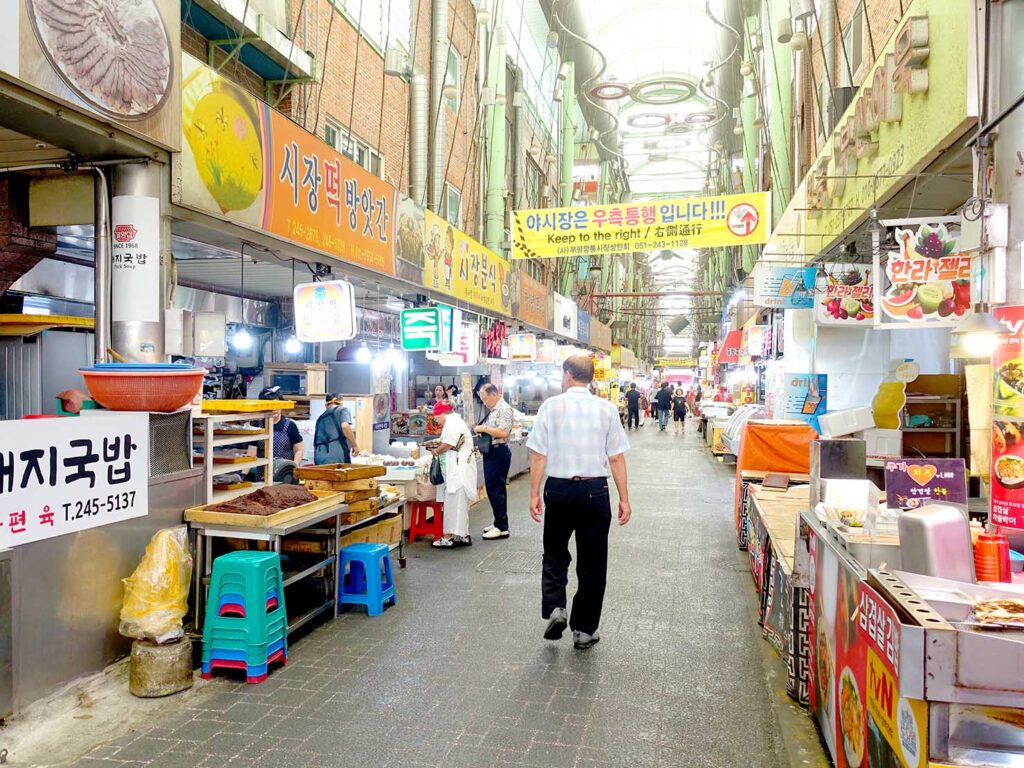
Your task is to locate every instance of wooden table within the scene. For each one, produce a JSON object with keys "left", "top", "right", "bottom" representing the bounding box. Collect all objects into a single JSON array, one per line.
[{"left": 749, "top": 484, "right": 809, "bottom": 574}]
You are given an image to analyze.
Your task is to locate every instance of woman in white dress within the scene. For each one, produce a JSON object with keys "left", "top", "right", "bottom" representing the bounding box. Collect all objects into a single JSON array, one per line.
[{"left": 430, "top": 400, "right": 477, "bottom": 548}]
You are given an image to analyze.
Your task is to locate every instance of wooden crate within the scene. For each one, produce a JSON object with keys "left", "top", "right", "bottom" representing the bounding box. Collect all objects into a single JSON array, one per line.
[
  {"left": 184, "top": 490, "right": 343, "bottom": 528},
  {"left": 339, "top": 528, "right": 372, "bottom": 548},
  {"left": 338, "top": 508, "right": 376, "bottom": 525},
  {"left": 295, "top": 464, "right": 386, "bottom": 482},
  {"left": 304, "top": 478, "right": 379, "bottom": 492},
  {"left": 345, "top": 498, "right": 380, "bottom": 514},
  {"left": 365, "top": 515, "right": 402, "bottom": 545}
]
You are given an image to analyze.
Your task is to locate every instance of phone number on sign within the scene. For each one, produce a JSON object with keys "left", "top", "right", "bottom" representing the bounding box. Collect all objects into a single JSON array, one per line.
[{"left": 64, "top": 491, "right": 137, "bottom": 521}]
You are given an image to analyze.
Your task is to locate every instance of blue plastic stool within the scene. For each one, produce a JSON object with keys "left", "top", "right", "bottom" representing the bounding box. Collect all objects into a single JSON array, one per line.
[{"left": 338, "top": 543, "right": 396, "bottom": 616}]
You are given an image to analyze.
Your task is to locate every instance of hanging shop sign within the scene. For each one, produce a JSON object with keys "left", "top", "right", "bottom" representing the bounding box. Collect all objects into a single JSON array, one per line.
[
  {"left": 293, "top": 280, "right": 356, "bottom": 343},
  {"left": 436, "top": 304, "right": 463, "bottom": 354},
  {"left": 611, "top": 344, "right": 637, "bottom": 369},
  {"left": 400, "top": 307, "right": 443, "bottom": 351},
  {"left": 438, "top": 322, "right": 479, "bottom": 367},
  {"left": 655, "top": 357, "right": 696, "bottom": 368},
  {"left": 111, "top": 195, "right": 161, "bottom": 325},
  {"left": 784, "top": 374, "right": 828, "bottom": 432},
  {"left": 590, "top": 319, "right": 612, "bottom": 352},
  {"left": 815, "top": 264, "right": 875, "bottom": 326},
  {"left": 746, "top": 326, "right": 765, "bottom": 358},
  {"left": 884, "top": 458, "right": 968, "bottom": 511},
  {"left": 0, "top": 413, "right": 150, "bottom": 549},
  {"left": 553, "top": 293, "right": 578, "bottom": 339},
  {"left": 1, "top": 0, "right": 181, "bottom": 151},
  {"left": 355, "top": 308, "right": 400, "bottom": 342},
  {"left": 394, "top": 195, "right": 426, "bottom": 283},
  {"left": 177, "top": 54, "right": 395, "bottom": 275},
  {"left": 423, "top": 209, "right": 514, "bottom": 315},
  {"left": 517, "top": 272, "right": 550, "bottom": 329},
  {"left": 991, "top": 305, "right": 1024, "bottom": 529},
  {"left": 717, "top": 330, "right": 744, "bottom": 364},
  {"left": 873, "top": 220, "right": 973, "bottom": 328},
  {"left": 483, "top": 320, "right": 508, "bottom": 360},
  {"left": 511, "top": 191, "right": 769, "bottom": 259},
  {"left": 752, "top": 265, "right": 817, "bottom": 309},
  {"left": 509, "top": 333, "right": 537, "bottom": 362},
  {"left": 536, "top": 339, "right": 556, "bottom": 364},
  {"left": 577, "top": 309, "right": 592, "bottom": 345},
  {"left": 763, "top": 0, "right": 977, "bottom": 262}
]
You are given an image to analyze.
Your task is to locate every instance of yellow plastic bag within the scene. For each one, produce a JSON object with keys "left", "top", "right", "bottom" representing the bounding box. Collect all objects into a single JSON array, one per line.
[{"left": 119, "top": 527, "right": 192, "bottom": 643}]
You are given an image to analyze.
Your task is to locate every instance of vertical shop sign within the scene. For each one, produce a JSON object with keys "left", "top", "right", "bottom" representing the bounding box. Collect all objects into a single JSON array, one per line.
[
  {"left": 111, "top": 195, "right": 161, "bottom": 323},
  {"left": 483, "top": 320, "right": 508, "bottom": 360},
  {"left": 873, "top": 221, "right": 973, "bottom": 328},
  {"left": 293, "top": 280, "right": 356, "bottom": 342},
  {"left": 400, "top": 307, "right": 443, "bottom": 351},
  {"left": 991, "top": 305, "right": 1024, "bottom": 528},
  {"left": 753, "top": 265, "right": 818, "bottom": 308},
  {"left": 815, "top": 264, "right": 875, "bottom": 326},
  {"left": 577, "top": 308, "right": 592, "bottom": 345},
  {"left": 553, "top": 293, "right": 578, "bottom": 339},
  {"left": 438, "top": 323, "right": 479, "bottom": 367},
  {"left": 884, "top": 459, "right": 967, "bottom": 511},
  {"left": 0, "top": 413, "right": 149, "bottom": 548},
  {"left": 517, "top": 272, "right": 550, "bottom": 329},
  {"left": 858, "top": 583, "right": 928, "bottom": 768},
  {"left": 784, "top": 374, "right": 828, "bottom": 432}
]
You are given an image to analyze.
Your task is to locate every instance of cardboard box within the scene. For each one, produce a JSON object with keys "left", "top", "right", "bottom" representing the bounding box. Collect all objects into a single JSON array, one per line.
[{"left": 817, "top": 407, "right": 875, "bottom": 438}]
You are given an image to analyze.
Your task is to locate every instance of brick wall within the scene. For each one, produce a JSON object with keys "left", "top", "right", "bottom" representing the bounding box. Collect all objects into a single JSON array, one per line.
[
  {"left": 0, "top": 177, "right": 57, "bottom": 293},
  {"left": 288, "top": 0, "right": 482, "bottom": 239}
]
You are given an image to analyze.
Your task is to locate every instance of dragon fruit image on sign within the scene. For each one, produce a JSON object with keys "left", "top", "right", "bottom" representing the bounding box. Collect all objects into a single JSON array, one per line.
[{"left": 27, "top": 0, "right": 173, "bottom": 120}]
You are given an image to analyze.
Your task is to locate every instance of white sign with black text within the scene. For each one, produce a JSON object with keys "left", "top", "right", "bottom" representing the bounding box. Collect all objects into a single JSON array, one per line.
[
  {"left": 0, "top": 413, "right": 150, "bottom": 548},
  {"left": 111, "top": 195, "right": 161, "bottom": 323}
]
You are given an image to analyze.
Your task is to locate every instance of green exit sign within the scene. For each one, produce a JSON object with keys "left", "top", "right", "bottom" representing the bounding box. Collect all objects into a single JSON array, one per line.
[{"left": 400, "top": 307, "right": 443, "bottom": 351}]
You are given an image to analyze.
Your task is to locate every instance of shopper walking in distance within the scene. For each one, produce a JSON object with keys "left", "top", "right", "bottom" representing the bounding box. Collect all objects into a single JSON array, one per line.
[
  {"left": 624, "top": 382, "right": 642, "bottom": 431},
  {"left": 475, "top": 383, "right": 515, "bottom": 540},
  {"left": 654, "top": 382, "right": 673, "bottom": 432},
  {"left": 672, "top": 387, "right": 688, "bottom": 435},
  {"left": 527, "top": 354, "right": 632, "bottom": 650}
]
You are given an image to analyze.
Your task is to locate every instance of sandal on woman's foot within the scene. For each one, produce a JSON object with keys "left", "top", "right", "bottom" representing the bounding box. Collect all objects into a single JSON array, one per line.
[
  {"left": 454, "top": 535, "right": 472, "bottom": 547},
  {"left": 432, "top": 537, "right": 455, "bottom": 548}
]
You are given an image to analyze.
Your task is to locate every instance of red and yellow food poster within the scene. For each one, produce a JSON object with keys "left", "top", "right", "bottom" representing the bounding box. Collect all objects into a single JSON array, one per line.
[
  {"left": 178, "top": 53, "right": 395, "bottom": 276},
  {"left": 858, "top": 584, "right": 928, "bottom": 768},
  {"left": 992, "top": 306, "right": 1024, "bottom": 529},
  {"left": 422, "top": 209, "right": 514, "bottom": 316}
]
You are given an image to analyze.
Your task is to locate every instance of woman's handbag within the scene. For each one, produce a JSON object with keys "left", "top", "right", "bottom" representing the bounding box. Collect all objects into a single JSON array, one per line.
[{"left": 428, "top": 455, "right": 444, "bottom": 485}]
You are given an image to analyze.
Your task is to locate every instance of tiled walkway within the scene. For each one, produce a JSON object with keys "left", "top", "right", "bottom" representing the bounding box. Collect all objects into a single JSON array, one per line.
[{"left": 76, "top": 422, "right": 804, "bottom": 768}]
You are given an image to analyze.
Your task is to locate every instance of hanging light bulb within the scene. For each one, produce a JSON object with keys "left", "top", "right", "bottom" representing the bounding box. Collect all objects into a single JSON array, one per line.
[
  {"left": 285, "top": 335, "right": 302, "bottom": 354},
  {"left": 355, "top": 342, "right": 372, "bottom": 363},
  {"left": 232, "top": 327, "right": 252, "bottom": 351},
  {"left": 385, "top": 344, "right": 406, "bottom": 370},
  {"left": 476, "top": 2, "right": 491, "bottom": 25},
  {"left": 740, "top": 60, "right": 753, "bottom": 77}
]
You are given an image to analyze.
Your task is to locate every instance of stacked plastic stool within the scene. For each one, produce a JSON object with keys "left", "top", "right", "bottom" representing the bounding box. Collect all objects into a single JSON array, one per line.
[
  {"left": 201, "top": 551, "right": 288, "bottom": 683},
  {"left": 338, "top": 543, "right": 396, "bottom": 617},
  {"left": 408, "top": 500, "right": 444, "bottom": 542}
]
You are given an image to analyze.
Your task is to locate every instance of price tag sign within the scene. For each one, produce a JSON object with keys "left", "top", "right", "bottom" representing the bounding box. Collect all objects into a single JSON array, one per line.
[
  {"left": 884, "top": 458, "right": 967, "bottom": 510},
  {"left": 0, "top": 413, "right": 150, "bottom": 548}
]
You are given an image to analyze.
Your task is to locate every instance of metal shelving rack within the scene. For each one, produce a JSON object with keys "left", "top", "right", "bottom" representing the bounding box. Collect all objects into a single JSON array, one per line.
[
  {"left": 192, "top": 411, "right": 275, "bottom": 505},
  {"left": 902, "top": 396, "right": 962, "bottom": 458}
]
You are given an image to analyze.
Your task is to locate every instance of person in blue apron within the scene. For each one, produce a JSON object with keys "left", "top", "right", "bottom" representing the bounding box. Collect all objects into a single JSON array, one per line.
[{"left": 314, "top": 394, "right": 360, "bottom": 464}]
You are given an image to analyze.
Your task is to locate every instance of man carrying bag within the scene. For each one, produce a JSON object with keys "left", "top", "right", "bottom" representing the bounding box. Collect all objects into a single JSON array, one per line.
[{"left": 474, "top": 383, "right": 515, "bottom": 540}]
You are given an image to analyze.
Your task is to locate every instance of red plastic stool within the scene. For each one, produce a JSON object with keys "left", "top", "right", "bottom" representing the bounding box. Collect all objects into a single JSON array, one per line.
[{"left": 408, "top": 500, "right": 444, "bottom": 542}]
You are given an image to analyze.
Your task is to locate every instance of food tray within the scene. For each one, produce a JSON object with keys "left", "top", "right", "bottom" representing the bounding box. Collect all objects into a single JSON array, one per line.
[
  {"left": 212, "top": 481, "right": 252, "bottom": 491},
  {"left": 193, "top": 454, "right": 258, "bottom": 465},
  {"left": 185, "top": 489, "right": 344, "bottom": 528},
  {"left": 294, "top": 463, "right": 386, "bottom": 482},
  {"left": 303, "top": 478, "right": 379, "bottom": 492},
  {"left": 201, "top": 399, "right": 295, "bottom": 413}
]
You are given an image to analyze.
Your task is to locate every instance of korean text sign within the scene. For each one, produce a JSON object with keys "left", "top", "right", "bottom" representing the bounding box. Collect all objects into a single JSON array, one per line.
[
  {"left": 177, "top": 54, "right": 395, "bottom": 276},
  {"left": 517, "top": 272, "right": 549, "bottom": 329},
  {"left": 991, "top": 305, "right": 1024, "bottom": 528},
  {"left": 0, "top": 414, "right": 149, "bottom": 548},
  {"left": 857, "top": 583, "right": 928, "bottom": 768},
  {"left": 511, "top": 192, "right": 769, "bottom": 259},
  {"left": 422, "top": 210, "right": 514, "bottom": 315},
  {"left": 293, "top": 280, "right": 356, "bottom": 343},
  {"left": 884, "top": 459, "right": 967, "bottom": 511},
  {"left": 815, "top": 263, "right": 875, "bottom": 326}
]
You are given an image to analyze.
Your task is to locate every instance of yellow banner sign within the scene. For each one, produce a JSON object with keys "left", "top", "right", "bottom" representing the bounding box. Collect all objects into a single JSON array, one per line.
[
  {"left": 511, "top": 192, "right": 769, "bottom": 259},
  {"left": 423, "top": 209, "right": 514, "bottom": 316},
  {"left": 655, "top": 357, "right": 696, "bottom": 368}
]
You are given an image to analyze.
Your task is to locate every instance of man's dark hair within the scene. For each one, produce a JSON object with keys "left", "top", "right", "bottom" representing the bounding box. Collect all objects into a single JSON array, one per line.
[
  {"left": 481, "top": 383, "right": 500, "bottom": 396},
  {"left": 563, "top": 354, "right": 595, "bottom": 384},
  {"left": 630, "top": 383, "right": 637, "bottom": 389}
]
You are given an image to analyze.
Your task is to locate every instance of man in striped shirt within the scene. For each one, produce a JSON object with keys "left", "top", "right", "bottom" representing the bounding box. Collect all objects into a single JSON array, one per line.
[{"left": 526, "top": 354, "right": 632, "bottom": 650}]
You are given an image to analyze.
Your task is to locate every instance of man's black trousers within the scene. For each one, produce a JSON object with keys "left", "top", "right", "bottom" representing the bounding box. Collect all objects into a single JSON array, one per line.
[{"left": 541, "top": 476, "right": 612, "bottom": 635}]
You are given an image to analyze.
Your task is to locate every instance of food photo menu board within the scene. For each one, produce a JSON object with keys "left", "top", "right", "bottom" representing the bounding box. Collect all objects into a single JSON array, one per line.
[{"left": 992, "top": 306, "right": 1024, "bottom": 529}]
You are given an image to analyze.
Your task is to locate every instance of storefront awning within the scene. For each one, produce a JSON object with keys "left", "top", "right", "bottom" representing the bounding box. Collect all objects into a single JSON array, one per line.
[{"left": 717, "top": 330, "right": 743, "bottom": 364}]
